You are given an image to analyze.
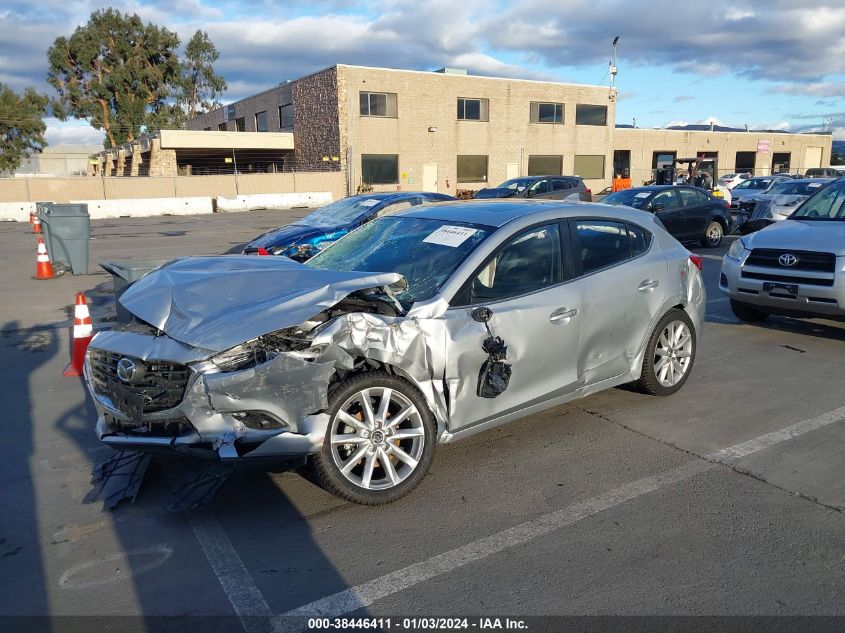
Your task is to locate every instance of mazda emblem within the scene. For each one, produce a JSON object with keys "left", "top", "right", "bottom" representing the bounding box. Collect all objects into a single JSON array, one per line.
[
  {"left": 778, "top": 253, "right": 798, "bottom": 267},
  {"left": 116, "top": 357, "right": 137, "bottom": 383}
]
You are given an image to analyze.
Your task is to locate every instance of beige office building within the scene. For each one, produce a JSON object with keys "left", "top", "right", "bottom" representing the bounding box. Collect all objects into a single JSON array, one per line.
[{"left": 176, "top": 64, "right": 832, "bottom": 195}]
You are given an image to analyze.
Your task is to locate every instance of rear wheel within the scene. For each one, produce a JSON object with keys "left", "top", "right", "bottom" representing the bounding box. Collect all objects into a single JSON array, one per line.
[
  {"left": 312, "top": 372, "right": 436, "bottom": 505},
  {"left": 636, "top": 309, "right": 696, "bottom": 396},
  {"left": 701, "top": 221, "right": 723, "bottom": 248},
  {"left": 730, "top": 299, "right": 769, "bottom": 322}
]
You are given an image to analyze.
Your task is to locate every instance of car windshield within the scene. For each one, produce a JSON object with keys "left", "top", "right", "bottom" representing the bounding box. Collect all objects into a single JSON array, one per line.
[
  {"left": 734, "top": 179, "right": 774, "bottom": 190},
  {"left": 789, "top": 181, "right": 845, "bottom": 221},
  {"left": 298, "top": 197, "right": 388, "bottom": 228},
  {"left": 602, "top": 189, "right": 652, "bottom": 209},
  {"left": 768, "top": 181, "right": 824, "bottom": 196},
  {"left": 498, "top": 178, "right": 534, "bottom": 192},
  {"left": 306, "top": 216, "right": 492, "bottom": 308}
]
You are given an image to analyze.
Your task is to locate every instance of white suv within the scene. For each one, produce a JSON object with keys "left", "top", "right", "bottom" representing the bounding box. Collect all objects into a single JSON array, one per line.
[{"left": 720, "top": 178, "right": 845, "bottom": 321}]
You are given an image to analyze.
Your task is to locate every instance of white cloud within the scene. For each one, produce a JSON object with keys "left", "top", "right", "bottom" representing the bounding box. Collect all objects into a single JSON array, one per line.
[{"left": 44, "top": 119, "right": 104, "bottom": 146}]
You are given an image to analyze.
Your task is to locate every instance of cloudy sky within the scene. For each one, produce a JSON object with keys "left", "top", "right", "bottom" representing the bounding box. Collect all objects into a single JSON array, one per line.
[{"left": 2, "top": 0, "right": 843, "bottom": 146}]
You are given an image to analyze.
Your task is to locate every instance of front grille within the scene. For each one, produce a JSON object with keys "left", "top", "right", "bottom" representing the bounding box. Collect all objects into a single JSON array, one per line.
[
  {"left": 741, "top": 271, "right": 835, "bottom": 287},
  {"left": 745, "top": 249, "right": 836, "bottom": 272},
  {"left": 104, "top": 412, "right": 192, "bottom": 436},
  {"left": 89, "top": 349, "right": 190, "bottom": 414}
]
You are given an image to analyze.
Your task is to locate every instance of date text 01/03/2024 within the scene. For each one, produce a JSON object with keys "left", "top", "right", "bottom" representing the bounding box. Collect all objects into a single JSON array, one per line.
[{"left": 307, "top": 617, "right": 529, "bottom": 630}]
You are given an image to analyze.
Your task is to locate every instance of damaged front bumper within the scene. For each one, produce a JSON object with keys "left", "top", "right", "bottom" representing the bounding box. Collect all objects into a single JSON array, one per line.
[{"left": 86, "top": 330, "right": 332, "bottom": 463}]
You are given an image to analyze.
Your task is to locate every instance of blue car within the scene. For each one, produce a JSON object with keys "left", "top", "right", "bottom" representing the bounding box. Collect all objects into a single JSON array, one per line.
[{"left": 243, "top": 192, "right": 455, "bottom": 260}]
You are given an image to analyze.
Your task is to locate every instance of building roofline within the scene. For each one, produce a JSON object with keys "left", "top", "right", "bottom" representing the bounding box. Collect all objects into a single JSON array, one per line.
[
  {"left": 336, "top": 63, "right": 608, "bottom": 90},
  {"left": 615, "top": 127, "right": 832, "bottom": 139}
]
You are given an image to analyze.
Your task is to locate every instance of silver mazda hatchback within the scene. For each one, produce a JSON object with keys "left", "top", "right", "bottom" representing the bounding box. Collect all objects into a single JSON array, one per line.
[{"left": 86, "top": 200, "right": 705, "bottom": 506}]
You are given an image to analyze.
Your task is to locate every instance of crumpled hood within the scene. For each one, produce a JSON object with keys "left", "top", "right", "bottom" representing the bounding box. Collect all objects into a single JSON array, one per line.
[
  {"left": 743, "top": 219, "right": 845, "bottom": 256},
  {"left": 119, "top": 256, "right": 406, "bottom": 353},
  {"left": 245, "top": 223, "right": 342, "bottom": 251}
]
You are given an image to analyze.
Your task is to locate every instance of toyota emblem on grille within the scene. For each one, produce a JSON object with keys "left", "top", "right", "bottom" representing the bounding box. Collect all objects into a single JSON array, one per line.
[
  {"left": 778, "top": 253, "right": 798, "bottom": 267},
  {"left": 116, "top": 357, "right": 137, "bottom": 383}
]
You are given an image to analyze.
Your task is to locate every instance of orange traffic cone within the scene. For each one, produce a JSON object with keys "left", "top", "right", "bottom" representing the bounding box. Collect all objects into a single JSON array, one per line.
[
  {"left": 34, "top": 236, "right": 54, "bottom": 280},
  {"left": 32, "top": 213, "right": 42, "bottom": 234},
  {"left": 64, "top": 292, "right": 93, "bottom": 377}
]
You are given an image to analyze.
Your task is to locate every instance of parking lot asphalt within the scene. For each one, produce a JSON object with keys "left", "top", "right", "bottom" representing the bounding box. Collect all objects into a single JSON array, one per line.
[{"left": 0, "top": 210, "right": 843, "bottom": 627}]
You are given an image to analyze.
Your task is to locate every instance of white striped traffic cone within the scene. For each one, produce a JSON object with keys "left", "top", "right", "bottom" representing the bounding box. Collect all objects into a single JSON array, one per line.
[{"left": 64, "top": 291, "right": 93, "bottom": 377}]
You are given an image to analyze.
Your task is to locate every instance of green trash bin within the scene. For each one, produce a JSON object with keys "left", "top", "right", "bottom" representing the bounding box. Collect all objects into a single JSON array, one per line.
[
  {"left": 100, "top": 259, "right": 171, "bottom": 323},
  {"left": 38, "top": 203, "right": 90, "bottom": 275}
]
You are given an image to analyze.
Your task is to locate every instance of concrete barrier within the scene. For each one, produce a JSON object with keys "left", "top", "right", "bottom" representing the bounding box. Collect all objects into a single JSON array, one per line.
[
  {"left": 0, "top": 201, "right": 37, "bottom": 223},
  {"left": 215, "top": 192, "right": 333, "bottom": 212},
  {"left": 72, "top": 196, "right": 214, "bottom": 219}
]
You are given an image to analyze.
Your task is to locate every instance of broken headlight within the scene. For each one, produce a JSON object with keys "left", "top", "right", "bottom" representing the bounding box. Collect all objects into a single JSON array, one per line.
[{"left": 210, "top": 328, "right": 325, "bottom": 372}]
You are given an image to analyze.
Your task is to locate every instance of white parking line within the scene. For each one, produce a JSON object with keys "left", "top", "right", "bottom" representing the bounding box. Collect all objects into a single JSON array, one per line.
[
  {"left": 284, "top": 405, "right": 845, "bottom": 617},
  {"left": 190, "top": 512, "right": 273, "bottom": 632}
]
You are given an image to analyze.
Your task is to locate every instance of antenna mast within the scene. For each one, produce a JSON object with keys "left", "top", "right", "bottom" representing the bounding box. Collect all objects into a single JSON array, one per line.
[{"left": 609, "top": 36, "right": 619, "bottom": 91}]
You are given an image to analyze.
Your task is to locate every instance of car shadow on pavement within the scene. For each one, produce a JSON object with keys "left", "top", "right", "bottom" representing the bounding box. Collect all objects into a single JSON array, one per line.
[
  {"left": 53, "top": 362, "right": 359, "bottom": 630},
  {"left": 0, "top": 321, "right": 56, "bottom": 620}
]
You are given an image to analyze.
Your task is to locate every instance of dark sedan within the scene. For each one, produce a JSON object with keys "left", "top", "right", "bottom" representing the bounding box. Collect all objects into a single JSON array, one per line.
[
  {"left": 602, "top": 185, "right": 732, "bottom": 247},
  {"left": 474, "top": 175, "right": 591, "bottom": 201},
  {"left": 243, "top": 192, "right": 455, "bottom": 259}
]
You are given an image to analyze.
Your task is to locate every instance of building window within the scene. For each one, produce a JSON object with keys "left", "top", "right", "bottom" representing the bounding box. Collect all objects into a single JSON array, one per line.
[
  {"left": 279, "top": 103, "right": 293, "bottom": 129},
  {"left": 574, "top": 155, "right": 606, "bottom": 179},
  {"left": 217, "top": 122, "right": 228, "bottom": 131},
  {"left": 575, "top": 104, "right": 608, "bottom": 126},
  {"left": 772, "top": 152, "right": 791, "bottom": 173},
  {"left": 226, "top": 104, "right": 236, "bottom": 121},
  {"left": 652, "top": 151, "right": 676, "bottom": 169},
  {"left": 530, "top": 102, "right": 563, "bottom": 124},
  {"left": 361, "top": 154, "right": 399, "bottom": 184},
  {"left": 457, "top": 98, "right": 489, "bottom": 121},
  {"left": 203, "top": 127, "right": 210, "bottom": 131},
  {"left": 457, "top": 155, "right": 489, "bottom": 182},
  {"left": 528, "top": 155, "right": 563, "bottom": 175},
  {"left": 255, "top": 111, "right": 268, "bottom": 133},
  {"left": 359, "top": 92, "right": 398, "bottom": 117},
  {"left": 235, "top": 117, "right": 246, "bottom": 132},
  {"left": 735, "top": 151, "right": 755, "bottom": 172}
]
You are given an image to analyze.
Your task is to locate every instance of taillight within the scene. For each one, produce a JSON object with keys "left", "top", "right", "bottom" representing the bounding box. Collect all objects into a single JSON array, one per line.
[
  {"left": 256, "top": 247, "right": 270, "bottom": 256},
  {"left": 725, "top": 200, "right": 730, "bottom": 209},
  {"left": 585, "top": 188, "right": 592, "bottom": 196},
  {"left": 689, "top": 254, "right": 703, "bottom": 271}
]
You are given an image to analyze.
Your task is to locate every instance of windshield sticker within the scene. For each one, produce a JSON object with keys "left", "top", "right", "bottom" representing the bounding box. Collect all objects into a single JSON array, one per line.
[
  {"left": 423, "top": 225, "right": 478, "bottom": 247},
  {"left": 808, "top": 182, "right": 822, "bottom": 187},
  {"left": 635, "top": 192, "right": 650, "bottom": 198},
  {"left": 361, "top": 199, "right": 381, "bottom": 207}
]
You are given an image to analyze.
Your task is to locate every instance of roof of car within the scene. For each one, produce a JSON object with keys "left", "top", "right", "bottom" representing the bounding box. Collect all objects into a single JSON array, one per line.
[
  {"left": 398, "top": 199, "right": 568, "bottom": 228},
  {"left": 350, "top": 192, "right": 448, "bottom": 202}
]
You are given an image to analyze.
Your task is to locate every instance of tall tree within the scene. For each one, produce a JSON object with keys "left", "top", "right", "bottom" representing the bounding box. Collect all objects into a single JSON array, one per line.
[
  {"left": 176, "top": 30, "right": 227, "bottom": 120},
  {"left": 47, "top": 9, "right": 180, "bottom": 148},
  {"left": 0, "top": 84, "right": 48, "bottom": 172}
]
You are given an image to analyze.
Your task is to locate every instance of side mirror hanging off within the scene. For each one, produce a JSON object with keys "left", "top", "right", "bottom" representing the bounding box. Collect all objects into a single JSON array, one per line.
[{"left": 471, "top": 306, "right": 492, "bottom": 323}]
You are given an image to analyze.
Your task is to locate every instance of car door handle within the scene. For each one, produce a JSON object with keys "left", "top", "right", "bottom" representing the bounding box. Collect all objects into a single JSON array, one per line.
[
  {"left": 638, "top": 279, "right": 660, "bottom": 292},
  {"left": 550, "top": 308, "right": 578, "bottom": 321}
]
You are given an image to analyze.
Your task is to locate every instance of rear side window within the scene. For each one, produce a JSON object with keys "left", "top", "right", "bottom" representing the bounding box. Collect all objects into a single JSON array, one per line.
[
  {"left": 575, "top": 220, "right": 630, "bottom": 274},
  {"left": 552, "top": 179, "right": 569, "bottom": 191},
  {"left": 627, "top": 223, "right": 653, "bottom": 257}
]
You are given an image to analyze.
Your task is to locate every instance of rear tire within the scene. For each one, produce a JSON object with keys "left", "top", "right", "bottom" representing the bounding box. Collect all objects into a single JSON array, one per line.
[
  {"left": 312, "top": 372, "right": 436, "bottom": 505},
  {"left": 730, "top": 299, "right": 769, "bottom": 322},
  {"left": 701, "top": 221, "right": 723, "bottom": 248},
  {"left": 635, "top": 309, "right": 696, "bottom": 397}
]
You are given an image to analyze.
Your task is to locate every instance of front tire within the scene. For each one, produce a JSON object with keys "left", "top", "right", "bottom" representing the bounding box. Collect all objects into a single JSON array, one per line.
[
  {"left": 730, "top": 299, "right": 769, "bottom": 322},
  {"left": 635, "top": 309, "right": 697, "bottom": 396},
  {"left": 312, "top": 372, "right": 436, "bottom": 505},
  {"left": 701, "top": 221, "right": 723, "bottom": 248}
]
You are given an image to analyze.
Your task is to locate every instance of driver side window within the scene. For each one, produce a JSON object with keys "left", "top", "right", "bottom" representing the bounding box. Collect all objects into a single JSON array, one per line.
[
  {"left": 650, "top": 189, "right": 678, "bottom": 210},
  {"left": 455, "top": 224, "right": 562, "bottom": 305},
  {"left": 529, "top": 179, "right": 549, "bottom": 195}
]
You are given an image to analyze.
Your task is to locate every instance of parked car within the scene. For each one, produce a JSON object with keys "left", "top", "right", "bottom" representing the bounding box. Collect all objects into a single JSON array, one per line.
[
  {"left": 721, "top": 177, "right": 845, "bottom": 322},
  {"left": 728, "top": 175, "right": 793, "bottom": 211},
  {"left": 805, "top": 167, "right": 841, "bottom": 178},
  {"left": 86, "top": 200, "right": 705, "bottom": 505},
  {"left": 242, "top": 192, "right": 455, "bottom": 259},
  {"left": 474, "top": 176, "right": 592, "bottom": 201},
  {"left": 718, "top": 172, "right": 751, "bottom": 189},
  {"left": 601, "top": 185, "right": 732, "bottom": 247},
  {"left": 735, "top": 178, "right": 834, "bottom": 234}
]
